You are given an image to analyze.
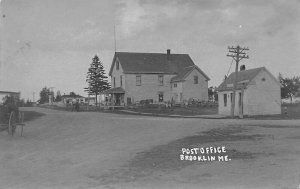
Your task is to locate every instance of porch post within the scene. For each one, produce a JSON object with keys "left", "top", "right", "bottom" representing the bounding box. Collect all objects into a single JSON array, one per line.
[{"left": 239, "top": 84, "right": 245, "bottom": 119}]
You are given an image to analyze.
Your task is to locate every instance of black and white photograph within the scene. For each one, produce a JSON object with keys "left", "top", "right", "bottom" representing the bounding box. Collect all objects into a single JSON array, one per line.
[{"left": 0, "top": 0, "right": 300, "bottom": 188}]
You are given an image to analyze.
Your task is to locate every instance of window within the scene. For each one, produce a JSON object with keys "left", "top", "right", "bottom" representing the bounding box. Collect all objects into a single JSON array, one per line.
[
  {"left": 116, "top": 61, "right": 119, "bottom": 70},
  {"left": 194, "top": 76, "right": 198, "bottom": 84},
  {"left": 127, "top": 97, "right": 131, "bottom": 105},
  {"left": 136, "top": 75, "right": 141, "bottom": 86},
  {"left": 223, "top": 94, "right": 227, "bottom": 107},
  {"left": 239, "top": 92, "right": 242, "bottom": 106},
  {"left": 174, "top": 83, "right": 177, "bottom": 88},
  {"left": 230, "top": 93, "right": 233, "bottom": 103},
  {"left": 120, "top": 75, "right": 123, "bottom": 87},
  {"left": 158, "top": 75, "right": 163, "bottom": 86},
  {"left": 113, "top": 77, "right": 116, "bottom": 87}
]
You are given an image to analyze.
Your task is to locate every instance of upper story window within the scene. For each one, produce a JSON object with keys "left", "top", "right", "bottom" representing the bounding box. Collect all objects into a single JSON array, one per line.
[
  {"left": 136, "top": 75, "right": 141, "bottom": 86},
  {"left": 116, "top": 61, "right": 119, "bottom": 70},
  {"left": 194, "top": 75, "right": 198, "bottom": 84},
  {"left": 158, "top": 75, "right": 163, "bottom": 86},
  {"left": 174, "top": 83, "right": 177, "bottom": 88},
  {"left": 113, "top": 77, "right": 116, "bottom": 87},
  {"left": 120, "top": 75, "right": 123, "bottom": 87}
]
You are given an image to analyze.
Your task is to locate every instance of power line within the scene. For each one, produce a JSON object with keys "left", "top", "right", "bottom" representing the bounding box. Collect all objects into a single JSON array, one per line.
[{"left": 226, "top": 58, "right": 234, "bottom": 77}]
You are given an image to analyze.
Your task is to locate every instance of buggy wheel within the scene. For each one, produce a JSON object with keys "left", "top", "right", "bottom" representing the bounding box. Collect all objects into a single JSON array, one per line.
[{"left": 8, "top": 111, "right": 16, "bottom": 136}]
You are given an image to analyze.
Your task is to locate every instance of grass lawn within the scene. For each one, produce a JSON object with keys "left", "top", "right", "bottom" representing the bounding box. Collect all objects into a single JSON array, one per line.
[
  {"left": 250, "top": 103, "right": 300, "bottom": 120},
  {"left": 128, "top": 105, "right": 218, "bottom": 116},
  {"left": 23, "top": 111, "right": 45, "bottom": 122}
]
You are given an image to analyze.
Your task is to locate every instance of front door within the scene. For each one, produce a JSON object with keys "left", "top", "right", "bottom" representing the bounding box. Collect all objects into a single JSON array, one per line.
[
  {"left": 158, "top": 92, "right": 164, "bottom": 102},
  {"left": 127, "top": 97, "right": 131, "bottom": 105},
  {"left": 115, "top": 94, "right": 120, "bottom": 105}
]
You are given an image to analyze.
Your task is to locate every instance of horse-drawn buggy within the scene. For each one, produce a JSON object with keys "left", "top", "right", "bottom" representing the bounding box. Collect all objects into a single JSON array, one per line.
[{"left": 0, "top": 110, "right": 25, "bottom": 136}]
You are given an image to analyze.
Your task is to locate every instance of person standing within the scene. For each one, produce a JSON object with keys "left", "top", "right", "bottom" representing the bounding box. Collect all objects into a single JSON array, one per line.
[{"left": 75, "top": 100, "right": 80, "bottom": 112}]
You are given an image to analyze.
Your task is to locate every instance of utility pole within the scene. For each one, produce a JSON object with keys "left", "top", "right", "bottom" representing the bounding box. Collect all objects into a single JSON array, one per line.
[
  {"left": 49, "top": 87, "right": 55, "bottom": 104},
  {"left": 227, "top": 45, "right": 249, "bottom": 118}
]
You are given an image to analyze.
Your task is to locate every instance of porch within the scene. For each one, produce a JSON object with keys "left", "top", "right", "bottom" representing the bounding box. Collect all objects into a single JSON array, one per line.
[{"left": 101, "top": 87, "right": 125, "bottom": 108}]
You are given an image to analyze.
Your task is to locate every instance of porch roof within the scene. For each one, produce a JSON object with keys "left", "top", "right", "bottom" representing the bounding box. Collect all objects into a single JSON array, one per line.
[{"left": 101, "top": 87, "right": 125, "bottom": 94}]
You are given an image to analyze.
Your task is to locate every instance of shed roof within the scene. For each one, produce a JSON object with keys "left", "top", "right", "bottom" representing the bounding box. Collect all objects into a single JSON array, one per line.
[{"left": 218, "top": 67, "right": 270, "bottom": 91}]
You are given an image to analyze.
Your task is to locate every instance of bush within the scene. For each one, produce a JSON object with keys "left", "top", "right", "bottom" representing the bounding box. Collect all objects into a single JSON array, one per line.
[{"left": 0, "top": 95, "right": 19, "bottom": 124}]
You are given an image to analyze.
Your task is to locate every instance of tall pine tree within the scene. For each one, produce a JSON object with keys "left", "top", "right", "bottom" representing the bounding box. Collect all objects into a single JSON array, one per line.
[{"left": 85, "top": 55, "right": 110, "bottom": 106}]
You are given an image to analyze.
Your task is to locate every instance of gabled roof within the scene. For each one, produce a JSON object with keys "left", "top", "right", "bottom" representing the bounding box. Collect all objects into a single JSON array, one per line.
[
  {"left": 218, "top": 67, "right": 279, "bottom": 91},
  {"left": 109, "top": 52, "right": 210, "bottom": 80},
  {"left": 171, "top": 65, "right": 210, "bottom": 82}
]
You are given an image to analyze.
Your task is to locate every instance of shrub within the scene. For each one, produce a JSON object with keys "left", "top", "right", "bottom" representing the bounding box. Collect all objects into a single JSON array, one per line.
[{"left": 0, "top": 95, "right": 19, "bottom": 124}]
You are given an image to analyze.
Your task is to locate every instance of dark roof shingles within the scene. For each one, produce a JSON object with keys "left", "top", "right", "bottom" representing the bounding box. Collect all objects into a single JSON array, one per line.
[
  {"left": 114, "top": 52, "right": 195, "bottom": 74},
  {"left": 218, "top": 67, "right": 265, "bottom": 91}
]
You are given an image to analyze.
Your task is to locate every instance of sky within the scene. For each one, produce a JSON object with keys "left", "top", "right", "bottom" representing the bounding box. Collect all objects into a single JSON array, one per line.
[{"left": 0, "top": 0, "right": 299, "bottom": 100}]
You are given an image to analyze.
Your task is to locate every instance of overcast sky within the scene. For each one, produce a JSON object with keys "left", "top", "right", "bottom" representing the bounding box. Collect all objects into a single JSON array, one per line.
[{"left": 0, "top": 0, "right": 299, "bottom": 100}]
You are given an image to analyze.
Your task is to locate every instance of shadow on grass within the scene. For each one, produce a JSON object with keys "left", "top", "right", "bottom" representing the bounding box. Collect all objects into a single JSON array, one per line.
[
  {"left": 96, "top": 126, "right": 265, "bottom": 185},
  {"left": 23, "top": 111, "right": 45, "bottom": 122}
]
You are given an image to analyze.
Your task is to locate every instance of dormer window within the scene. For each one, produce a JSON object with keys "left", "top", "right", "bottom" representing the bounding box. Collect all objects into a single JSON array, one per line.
[{"left": 116, "top": 61, "right": 119, "bottom": 70}]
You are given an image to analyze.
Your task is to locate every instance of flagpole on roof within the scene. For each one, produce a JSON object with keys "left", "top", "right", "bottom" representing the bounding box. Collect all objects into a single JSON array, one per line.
[{"left": 114, "top": 23, "right": 117, "bottom": 53}]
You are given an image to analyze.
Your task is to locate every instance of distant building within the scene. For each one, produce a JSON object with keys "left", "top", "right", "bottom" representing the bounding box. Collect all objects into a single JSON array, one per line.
[
  {"left": 85, "top": 97, "right": 96, "bottom": 105},
  {"left": 61, "top": 94, "right": 85, "bottom": 104},
  {"left": 0, "top": 91, "right": 20, "bottom": 105},
  {"left": 106, "top": 50, "right": 210, "bottom": 105},
  {"left": 218, "top": 66, "right": 281, "bottom": 116}
]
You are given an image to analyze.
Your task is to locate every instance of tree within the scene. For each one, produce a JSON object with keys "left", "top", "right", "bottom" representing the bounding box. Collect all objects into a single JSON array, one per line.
[
  {"left": 279, "top": 73, "right": 300, "bottom": 102},
  {"left": 39, "top": 87, "right": 50, "bottom": 104},
  {"left": 85, "top": 55, "right": 110, "bottom": 106},
  {"left": 55, "top": 90, "right": 62, "bottom": 102},
  {"left": 25, "top": 98, "right": 33, "bottom": 107},
  {"left": 208, "top": 86, "right": 218, "bottom": 102},
  {"left": 1, "top": 95, "right": 19, "bottom": 123},
  {"left": 69, "top": 91, "right": 76, "bottom": 97}
]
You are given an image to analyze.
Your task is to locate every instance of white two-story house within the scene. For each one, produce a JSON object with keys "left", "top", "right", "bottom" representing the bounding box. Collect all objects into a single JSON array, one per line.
[{"left": 106, "top": 49, "right": 210, "bottom": 105}]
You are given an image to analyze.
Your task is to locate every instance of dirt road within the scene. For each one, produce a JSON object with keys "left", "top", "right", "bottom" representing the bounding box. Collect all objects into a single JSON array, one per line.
[{"left": 0, "top": 107, "right": 299, "bottom": 189}]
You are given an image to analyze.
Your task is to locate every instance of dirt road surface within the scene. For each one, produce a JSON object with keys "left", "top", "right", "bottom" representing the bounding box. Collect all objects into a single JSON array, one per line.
[{"left": 0, "top": 107, "right": 299, "bottom": 189}]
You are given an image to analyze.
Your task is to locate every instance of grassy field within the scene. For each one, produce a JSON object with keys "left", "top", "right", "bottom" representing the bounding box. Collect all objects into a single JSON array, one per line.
[
  {"left": 23, "top": 111, "right": 46, "bottom": 122},
  {"left": 250, "top": 103, "right": 300, "bottom": 120},
  {"left": 129, "top": 106, "right": 218, "bottom": 116}
]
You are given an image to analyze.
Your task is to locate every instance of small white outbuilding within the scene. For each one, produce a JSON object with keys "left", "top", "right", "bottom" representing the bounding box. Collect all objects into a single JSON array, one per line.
[{"left": 218, "top": 67, "right": 281, "bottom": 116}]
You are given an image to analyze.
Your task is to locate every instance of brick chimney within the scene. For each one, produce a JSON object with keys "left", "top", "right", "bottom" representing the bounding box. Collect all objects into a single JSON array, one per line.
[{"left": 167, "top": 49, "right": 171, "bottom": 60}]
